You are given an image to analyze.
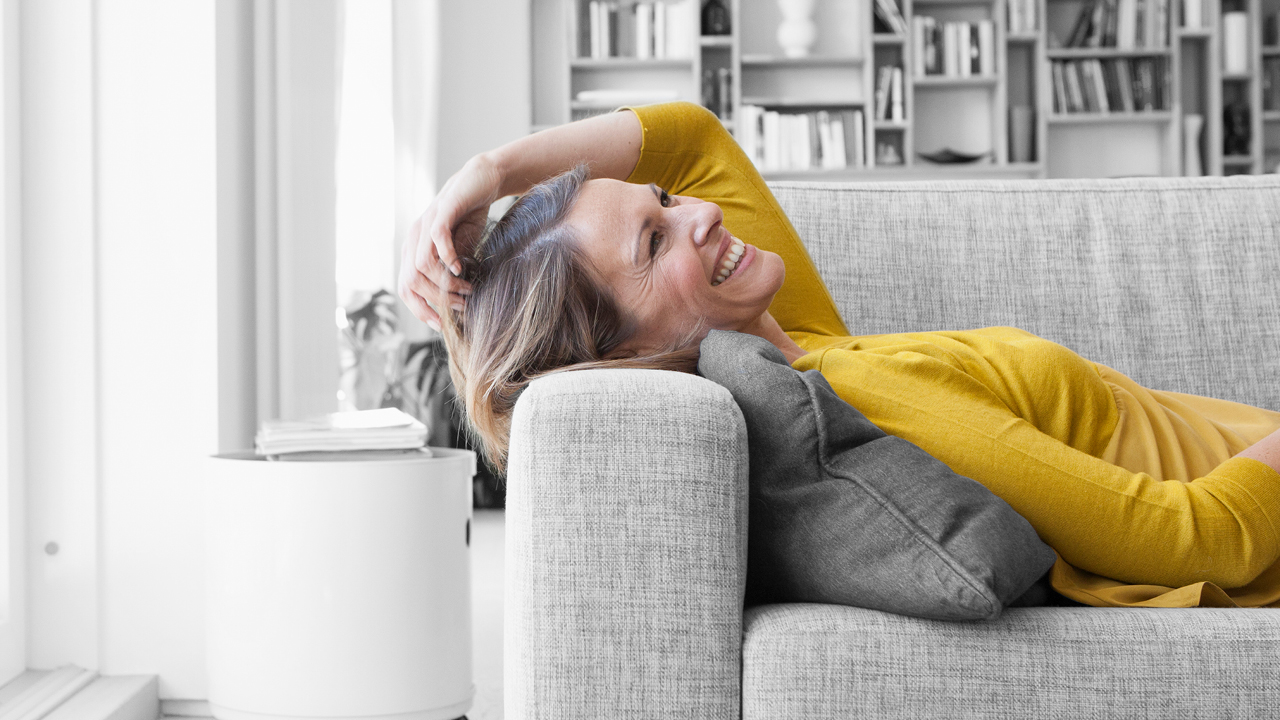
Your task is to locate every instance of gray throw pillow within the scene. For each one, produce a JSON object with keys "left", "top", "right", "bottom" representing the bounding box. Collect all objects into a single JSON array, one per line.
[{"left": 698, "top": 330, "right": 1056, "bottom": 621}]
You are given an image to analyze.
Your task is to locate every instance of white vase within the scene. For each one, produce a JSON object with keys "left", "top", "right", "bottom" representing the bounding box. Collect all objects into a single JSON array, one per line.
[
  {"left": 1183, "top": 113, "right": 1204, "bottom": 177},
  {"left": 777, "top": 0, "right": 817, "bottom": 58}
]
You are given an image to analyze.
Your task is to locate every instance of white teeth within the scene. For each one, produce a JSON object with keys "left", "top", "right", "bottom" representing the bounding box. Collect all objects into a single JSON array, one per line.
[{"left": 712, "top": 239, "right": 746, "bottom": 286}]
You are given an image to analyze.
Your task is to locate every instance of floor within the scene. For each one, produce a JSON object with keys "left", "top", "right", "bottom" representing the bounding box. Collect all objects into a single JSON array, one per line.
[
  {"left": 161, "top": 509, "right": 507, "bottom": 720},
  {"left": 468, "top": 509, "right": 505, "bottom": 720}
]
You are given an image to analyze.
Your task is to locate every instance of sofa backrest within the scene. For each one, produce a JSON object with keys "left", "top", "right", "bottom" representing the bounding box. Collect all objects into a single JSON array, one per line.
[{"left": 770, "top": 176, "right": 1280, "bottom": 412}]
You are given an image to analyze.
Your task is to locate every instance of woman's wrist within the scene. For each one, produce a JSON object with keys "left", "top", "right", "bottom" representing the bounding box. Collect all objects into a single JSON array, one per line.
[{"left": 465, "top": 152, "right": 507, "bottom": 203}]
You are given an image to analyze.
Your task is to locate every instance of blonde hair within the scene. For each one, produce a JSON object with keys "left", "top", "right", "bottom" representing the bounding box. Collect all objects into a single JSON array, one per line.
[{"left": 439, "top": 165, "right": 702, "bottom": 474}]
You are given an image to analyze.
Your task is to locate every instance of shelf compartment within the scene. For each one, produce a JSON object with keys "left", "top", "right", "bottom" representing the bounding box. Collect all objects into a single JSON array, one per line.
[
  {"left": 571, "top": 58, "right": 694, "bottom": 70},
  {"left": 874, "top": 120, "right": 910, "bottom": 129},
  {"left": 700, "top": 35, "right": 733, "bottom": 47},
  {"left": 741, "top": 55, "right": 864, "bottom": 67},
  {"left": 741, "top": 97, "right": 866, "bottom": 108},
  {"left": 913, "top": 74, "right": 999, "bottom": 87},
  {"left": 1046, "top": 111, "right": 1174, "bottom": 123},
  {"left": 1177, "top": 28, "right": 1212, "bottom": 39},
  {"left": 1046, "top": 47, "right": 1175, "bottom": 59},
  {"left": 759, "top": 162, "right": 1045, "bottom": 181}
]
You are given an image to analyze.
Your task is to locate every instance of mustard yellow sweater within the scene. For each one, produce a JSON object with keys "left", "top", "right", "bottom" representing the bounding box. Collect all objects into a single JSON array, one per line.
[{"left": 625, "top": 101, "right": 1280, "bottom": 608}]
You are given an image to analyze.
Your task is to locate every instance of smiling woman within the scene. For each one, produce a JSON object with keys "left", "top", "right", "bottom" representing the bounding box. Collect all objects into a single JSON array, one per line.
[
  {"left": 399, "top": 101, "right": 1280, "bottom": 610},
  {"left": 397, "top": 103, "right": 845, "bottom": 473}
]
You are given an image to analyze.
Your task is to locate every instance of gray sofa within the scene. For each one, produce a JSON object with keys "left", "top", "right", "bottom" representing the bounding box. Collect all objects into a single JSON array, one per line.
[{"left": 503, "top": 175, "right": 1280, "bottom": 719}]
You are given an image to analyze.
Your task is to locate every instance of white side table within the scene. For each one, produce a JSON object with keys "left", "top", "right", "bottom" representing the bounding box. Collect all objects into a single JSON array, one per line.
[{"left": 205, "top": 448, "right": 475, "bottom": 720}]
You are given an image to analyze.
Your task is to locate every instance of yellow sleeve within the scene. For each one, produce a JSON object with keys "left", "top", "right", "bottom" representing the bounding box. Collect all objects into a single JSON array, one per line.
[
  {"left": 621, "top": 102, "right": 848, "bottom": 337},
  {"left": 795, "top": 346, "right": 1280, "bottom": 592}
]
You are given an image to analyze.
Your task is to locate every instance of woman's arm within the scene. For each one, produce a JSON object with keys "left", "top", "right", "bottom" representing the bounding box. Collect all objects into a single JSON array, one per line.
[
  {"left": 399, "top": 111, "right": 643, "bottom": 329},
  {"left": 1237, "top": 427, "right": 1280, "bottom": 474}
]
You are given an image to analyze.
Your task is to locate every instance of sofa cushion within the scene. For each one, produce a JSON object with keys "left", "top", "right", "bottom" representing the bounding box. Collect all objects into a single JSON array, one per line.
[
  {"left": 742, "top": 603, "right": 1280, "bottom": 719},
  {"left": 698, "top": 330, "right": 1055, "bottom": 621},
  {"left": 769, "top": 176, "right": 1280, "bottom": 412}
]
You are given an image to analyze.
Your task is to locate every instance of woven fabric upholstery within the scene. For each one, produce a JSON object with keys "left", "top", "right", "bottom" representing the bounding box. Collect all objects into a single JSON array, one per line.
[
  {"left": 771, "top": 176, "right": 1280, "bottom": 411},
  {"left": 505, "top": 368, "right": 749, "bottom": 720},
  {"left": 507, "top": 176, "right": 1280, "bottom": 720},
  {"left": 743, "top": 602, "right": 1280, "bottom": 719}
]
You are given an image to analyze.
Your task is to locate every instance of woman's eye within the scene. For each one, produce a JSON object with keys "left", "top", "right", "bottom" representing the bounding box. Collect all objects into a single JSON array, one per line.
[
  {"left": 659, "top": 189, "right": 671, "bottom": 207},
  {"left": 649, "top": 230, "right": 664, "bottom": 258}
]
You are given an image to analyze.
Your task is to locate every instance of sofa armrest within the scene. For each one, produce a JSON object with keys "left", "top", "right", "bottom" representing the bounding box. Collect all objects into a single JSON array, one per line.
[{"left": 504, "top": 368, "right": 749, "bottom": 720}]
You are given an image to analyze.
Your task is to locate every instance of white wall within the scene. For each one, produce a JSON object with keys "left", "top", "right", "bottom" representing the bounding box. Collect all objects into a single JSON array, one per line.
[
  {"left": 22, "top": 0, "right": 100, "bottom": 672},
  {"left": 23, "top": 0, "right": 217, "bottom": 699},
  {"left": 21, "top": 0, "right": 530, "bottom": 701},
  {"left": 94, "top": 0, "right": 218, "bottom": 698},
  {"left": 435, "top": 0, "right": 531, "bottom": 186}
]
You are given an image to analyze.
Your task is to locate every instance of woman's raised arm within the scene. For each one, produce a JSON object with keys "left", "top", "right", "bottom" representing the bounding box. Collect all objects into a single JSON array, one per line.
[{"left": 399, "top": 110, "right": 643, "bottom": 329}]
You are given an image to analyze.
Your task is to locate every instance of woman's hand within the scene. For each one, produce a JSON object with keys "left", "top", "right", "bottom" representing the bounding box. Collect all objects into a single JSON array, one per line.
[{"left": 398, "top": 155, "right": 502, "bottom": 330}]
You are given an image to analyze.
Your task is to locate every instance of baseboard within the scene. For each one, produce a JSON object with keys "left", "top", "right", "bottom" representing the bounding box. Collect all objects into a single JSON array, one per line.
[
  {"left": 159, "top": 699, "right": 212, "bottom": 718},
  {"left": 0, "top": 667, "right": 158, "bottom": 720},
  {"left": 0, "top": 665, "right": 97, "bottom": 719},
  {"left": 44, "top": 675, "right": 157, "bottom": 720}
]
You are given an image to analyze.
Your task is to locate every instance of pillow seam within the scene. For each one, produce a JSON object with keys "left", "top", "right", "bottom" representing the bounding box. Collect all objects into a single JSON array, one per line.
[{"left": 803, "top": 373, "right": 1003, "bottom": 619}]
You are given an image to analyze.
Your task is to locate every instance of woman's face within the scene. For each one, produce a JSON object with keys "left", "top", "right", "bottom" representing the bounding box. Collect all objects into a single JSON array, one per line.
[{"left": 566, "top": 178, "right": 785, "bottom": 355}]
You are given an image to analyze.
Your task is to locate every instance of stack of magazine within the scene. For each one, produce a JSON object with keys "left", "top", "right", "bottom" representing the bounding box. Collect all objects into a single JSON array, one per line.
[{"left": 255, "top": 407, "right": 432, "bottom": 461}]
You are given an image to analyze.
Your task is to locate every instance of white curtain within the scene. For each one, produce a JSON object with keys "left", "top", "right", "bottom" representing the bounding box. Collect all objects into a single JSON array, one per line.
[{"left": 391, "top": 0, "right": 441, "bottom": 342}]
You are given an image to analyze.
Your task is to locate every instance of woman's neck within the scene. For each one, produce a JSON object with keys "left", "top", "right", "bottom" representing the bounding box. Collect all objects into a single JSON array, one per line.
[{"left": 740, "top": 312, "right": 807, "bottom": 365}]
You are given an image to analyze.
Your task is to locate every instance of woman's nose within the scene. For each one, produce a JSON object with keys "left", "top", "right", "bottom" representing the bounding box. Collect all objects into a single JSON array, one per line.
[{"left": 687, "top": 201, "right": 724, "bottom": 247}]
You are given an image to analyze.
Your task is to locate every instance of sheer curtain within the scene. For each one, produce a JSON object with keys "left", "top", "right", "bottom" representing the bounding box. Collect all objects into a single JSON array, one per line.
[
  {"left": 335, "top": 0, "right": 439, "bottom": 311},
  {"left": 218, "top": 0, "right": 439, "bottom": 447}
]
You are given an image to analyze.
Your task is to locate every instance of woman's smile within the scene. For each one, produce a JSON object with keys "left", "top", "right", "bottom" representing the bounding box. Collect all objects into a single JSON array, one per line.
[{"left": 566, "top": 177, "right": 786, "bottom": 354}]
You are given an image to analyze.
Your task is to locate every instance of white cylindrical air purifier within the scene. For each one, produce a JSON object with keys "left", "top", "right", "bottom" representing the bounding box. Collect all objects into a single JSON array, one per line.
[{"left": 205, "top": 448, "right": 476, "bottom": 720}]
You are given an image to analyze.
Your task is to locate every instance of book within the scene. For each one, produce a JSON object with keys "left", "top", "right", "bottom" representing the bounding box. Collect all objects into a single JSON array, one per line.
[
  {"left": 635, "top": 1, "right": 651, "bottom": 59},
  {"left": 874, "top": 0, "right": 908, "bottom": 34},
  {"left": 1079, "top": 59, "right": 1098, "bottom": 111},
  {"left": 978, "top": 21, "right": 994, "bottom": 75},
  {"left": 844, "top": 108, "right": 866, "bottom": 167},
  {"left": 1009, "top": 105, "right": 1034, "bottom": 162},
  {"left": 1052, "top": 61, "right": 1067, "bottom": 113},
  {"left": 1183, "top": 0, "right": 1202, "bottom": 29},
  {"left": 267, "top": 448, "right": 435, "bottom": 462},
  {"left": 1114, "top": 57, "right": 1135, "bottom": 111},
  {"left": 653, "top": 1, "right": 667, "bottom": 58},
  {"left": 1223, "top": 12, "right": 1249, "bottom": 75},
  {"left": 255, "top": 408, "right": 429, "bottom": 457},
  {"left": 875, "top": 65, "right": 894, "bottom": 120},
  {"left": 1065, "top": 61, "right": 1086, "bottom": 112},
  {"left": 1067, "top": 0, "right": 1097, "bottom": 46},
  {"left": 1116, "top": 0, "right": 1136, "bottom": 49},
  {"left": 829, "top": 114, "right": 848, "bottom": 169},
  {"left": 890, "top": 68, "right": 904, "bottom": 120}
]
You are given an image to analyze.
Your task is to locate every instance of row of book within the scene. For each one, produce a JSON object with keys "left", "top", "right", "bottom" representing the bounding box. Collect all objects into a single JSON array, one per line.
[
  {"left": 1051, "top": 57, "right": 1169, "bottom": 114},
  {"left": 1007, "top": 0, "right": 1038, "bottom": 34},
  {"left": 1264, "top": 58, "right": 1280, "bottom": 112},
  {"left": 1061, "top": 0, "right": 1170, "bottom": 50},
  {"left": 737, "top": 106, "right": 869, "bottom": 171},
  {"left": 873, "top": 66, "right": 905, "bottom": 121},
  {"left": 582, "top": 0, "right": 695, "bottom": 60},
  {"left": 912, "top": 18, "right": 996, "bottom": 77}
]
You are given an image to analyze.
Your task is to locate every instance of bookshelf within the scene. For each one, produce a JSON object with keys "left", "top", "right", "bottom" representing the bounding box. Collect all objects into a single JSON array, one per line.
[{"left": 530, "top": 0, "right": 1280, "bottom": 177}]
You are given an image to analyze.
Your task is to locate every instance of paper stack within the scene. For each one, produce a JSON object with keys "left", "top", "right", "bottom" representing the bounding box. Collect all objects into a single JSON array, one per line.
[{"left": 255, "top": 407, "right": 431, "bottom": 459}]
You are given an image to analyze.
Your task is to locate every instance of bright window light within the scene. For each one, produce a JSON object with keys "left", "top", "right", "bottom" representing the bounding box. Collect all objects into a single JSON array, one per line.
[{"left": 335, "top": 0, "right": 395, "bottom": 307}]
